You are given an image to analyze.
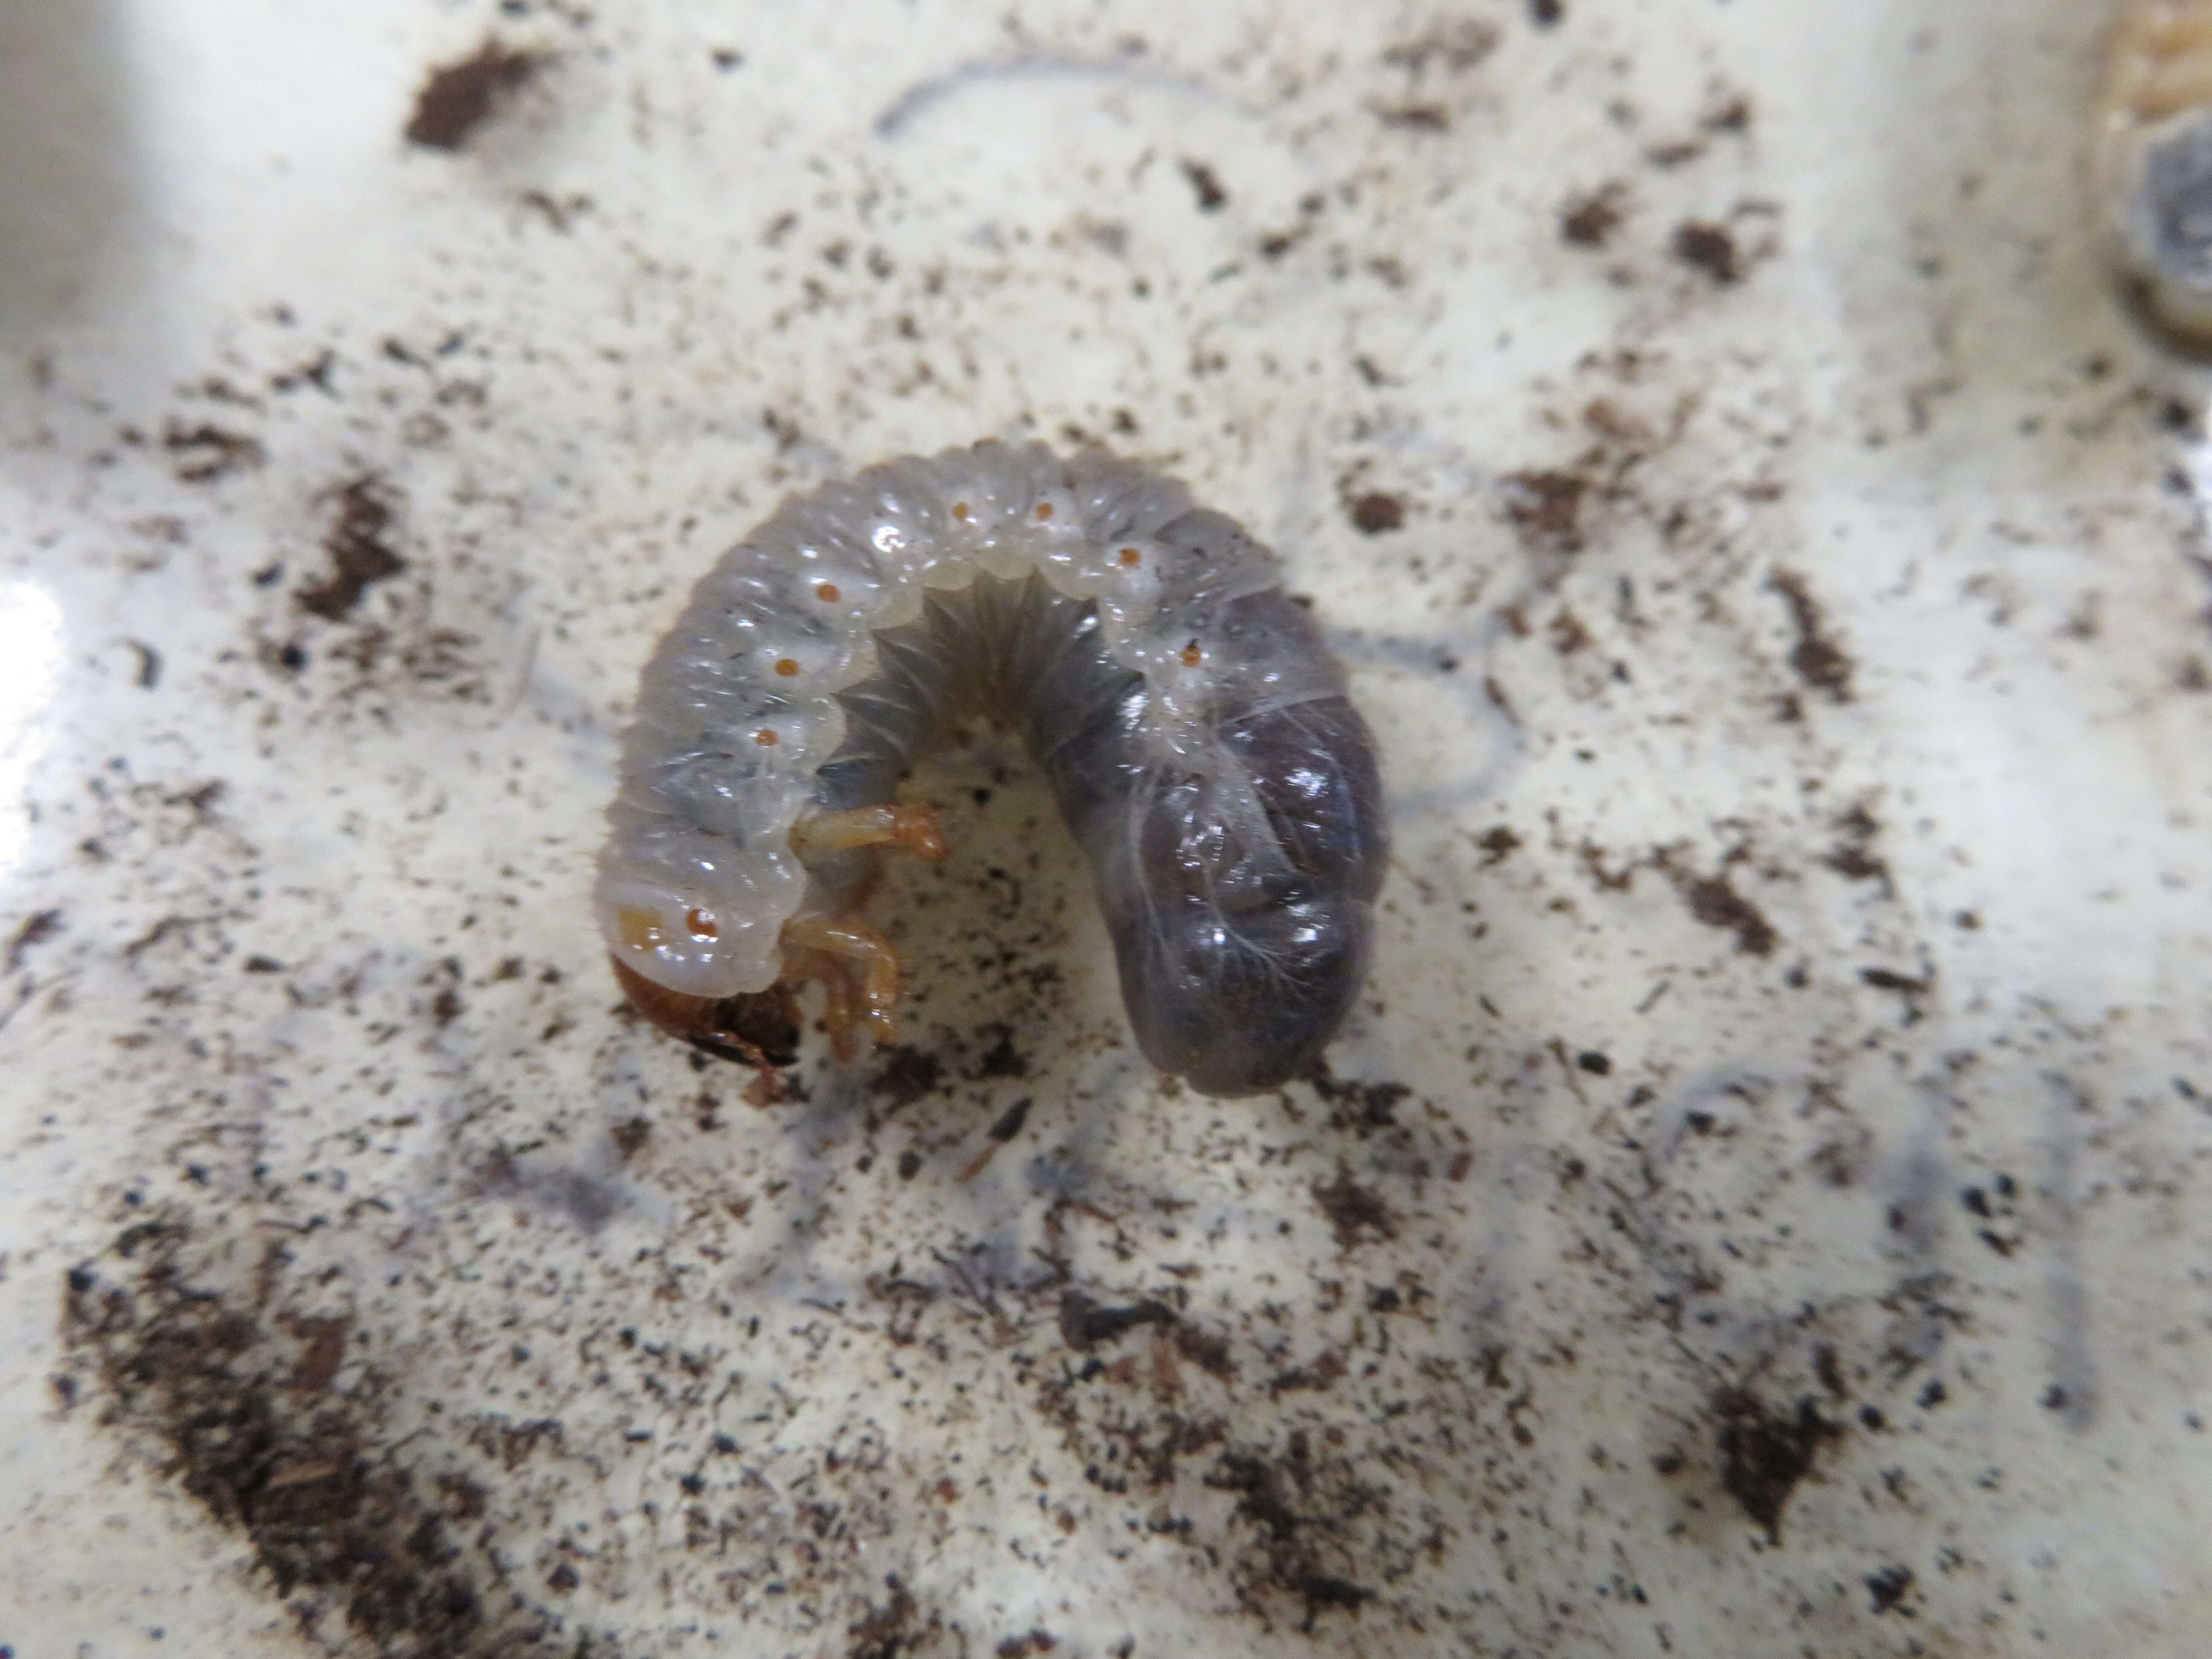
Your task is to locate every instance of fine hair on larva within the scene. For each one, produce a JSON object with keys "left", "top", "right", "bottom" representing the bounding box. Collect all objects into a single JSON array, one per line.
[
  {"left": 597, "top": 439, "right": 1388, "bottom": 1097},
  {"left": 2099, "top": 0, "right": 2212, "bottom": 342}
]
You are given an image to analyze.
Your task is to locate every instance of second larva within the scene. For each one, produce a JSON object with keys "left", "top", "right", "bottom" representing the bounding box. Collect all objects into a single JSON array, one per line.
[{"left": 2101, "top": 0, "right": 2212, "bottom": 342}]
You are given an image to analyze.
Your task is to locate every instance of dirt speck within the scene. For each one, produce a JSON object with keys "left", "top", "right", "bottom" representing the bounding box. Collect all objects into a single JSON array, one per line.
[
  {"left": 1313, "top": 1167, "right": 1397, "bottom": 1249},
  {"left": 1712, "top": 1387, "right": 1842, "bottom": 1543},
  {"left": 164, "top": 421, "right": 264, "bottom": 483},
  {"left": 1672, "top": 220, "right": 1741, "bottom": 284},
  {"left": 1382, "top": 20, "right": 1499, "bottom": 75},
  {"left": 1823, "top": 802, "right": 1890, "bottom": 886},
  {"left": 298, "top": 477, "right": 405, "bottom": 622},
  {"left": 1348, "top": 491, "right": 1405, "bottom": 534},
  {"left": 1682, "top": 873, "right": 1778, "bottom": 957},
  {"left": 1179, "top": 159, "right": 1227, "bottom": 212},
  {"left": 872, "top": 1045, "right": 945, "bottom": 1109},
  {"left": 1375, "top": 102, "right": 1451, "bottom": 131},
  {"left": 1865, "top": 1564, "right": 1916, "bottom": 1615},
  {"left": 849, "top": 1575, "right": 934, "bottom": 1659},
  {"left": 1500, "top": 469, "right": 1589, "bottom": 553},
  {"left": 405, "top": 40, "right": 543, "bottom": 151},
  {"left": 1560, "top": 184, "right": 1627, "bottom": 247},
  {"left": 6, "top": 908, "right": 62, "bottom": 973},
  {"left": 1059, "top": 1290, "right": 1176, "bottom": 1350},
  {"left": 1477, "top": 826, "right": 1521, "bottom": 864},
  {"left": 1767, "top": 568, "right": 1855, "bottom": 700}
]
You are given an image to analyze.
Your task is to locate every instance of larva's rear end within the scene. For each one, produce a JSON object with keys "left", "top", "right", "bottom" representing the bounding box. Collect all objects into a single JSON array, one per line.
[{"left": 1040, "top": 585, "right": 1388, "bottom": 1096}]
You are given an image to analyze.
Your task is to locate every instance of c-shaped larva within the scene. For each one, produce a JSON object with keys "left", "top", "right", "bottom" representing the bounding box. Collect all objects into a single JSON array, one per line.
[
  {"left": 596, "top": 441, "right": 1388, "bottom": 1097},
  {"left": 2099, "top": 0, "right": 2212, "bottom": 341}
]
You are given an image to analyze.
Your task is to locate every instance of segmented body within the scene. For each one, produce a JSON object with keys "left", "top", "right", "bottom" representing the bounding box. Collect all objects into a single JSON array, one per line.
[
  {"left": 2100, "top": 0, "right": 2212, "bottom": 341},
  {"left": 597, "top": 440, "right": 1388, "bottom": 1097}
]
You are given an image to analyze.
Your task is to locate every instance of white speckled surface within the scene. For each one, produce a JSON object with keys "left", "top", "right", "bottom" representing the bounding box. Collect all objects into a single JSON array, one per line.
[{"left": 2, "top": 2, "right": 2209, "bottom": 1655}]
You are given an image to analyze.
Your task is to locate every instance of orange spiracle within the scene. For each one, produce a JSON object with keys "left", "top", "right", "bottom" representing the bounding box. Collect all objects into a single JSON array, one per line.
[{"left": 2100, "top": 0, "right": 2212, "bottom": 342}]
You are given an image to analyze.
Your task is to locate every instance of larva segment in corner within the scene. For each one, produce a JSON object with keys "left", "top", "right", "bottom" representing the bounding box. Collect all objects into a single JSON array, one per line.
[{"left": 2100, "top": 0, "right": 2212, "bottom": 343}]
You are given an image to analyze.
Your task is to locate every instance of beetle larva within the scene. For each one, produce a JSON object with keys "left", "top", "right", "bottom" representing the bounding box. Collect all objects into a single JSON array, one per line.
[
  {"left": 597, "top": 441, "right": 1388, "bottom": 1097},
  {"left": 2100, "top": 0, "right": 2212, "bottom": 341}
]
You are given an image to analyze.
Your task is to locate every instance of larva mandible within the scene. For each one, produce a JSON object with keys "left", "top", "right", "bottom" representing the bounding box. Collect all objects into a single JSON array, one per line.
[
  {"left": 596, "top": 440, "right": 1388, "bottom": 1097},
  {"left": 2099, "top": 0, "right": 2212, "bottom": 341}
]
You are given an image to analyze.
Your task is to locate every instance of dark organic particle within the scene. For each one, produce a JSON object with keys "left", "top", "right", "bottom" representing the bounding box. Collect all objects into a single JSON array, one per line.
[
  {"left": 1823, "top": 802, "right": 1890, "bottom": 885},
  {"left": 1302, "top": 1059, "right": 1415, "bottom": 1131},
  {"left": 1672, "top": 220, "right": 1742, "bottom": 283},
  {"left": 1348, "top": 491, "right": 1406, "bottom": 534},
  {"left": 1531, "top": 0, "right": 1566, "bottom": 24},
  {"left": 1860, "top": 966, "right": 1932, "bottom": 994},
  {"left": 1683, "top": 873, "right": 1778, "bottom": 957},
  {"left": 125, "top": 640, "right": 162, "bottom": 689},
  {"left": 1560, "top": 184, "right": 1627, "bottom": 247},
  {"left": 1712, "top": 1387, "right": 1842, "bottom": 1543},
  {"left": 1174, "top": 1322, "right": 1235, "bottom": 1379},
  {"left": 1767, "top": 568, "right": 1855, "bottom": 699},
  {"left": 1703, "top": 93, "right": 1753, "bottom": 134},
  {"left": 1313, "top": 1167, "right": 1396, "bottom": 1249},
  {"left": 1382, "top": 20, "right": 1499, "bottom": 75},
  {"left": 298, "top": 477, "right": 405, "bottom": 622},
  {"left": 1205, "top": 1451, "right": 1374, "bottom": 1631},
  {"left": 1866, "top": 1565, "right": 1916, "bottom": 1615},
  {"left": 1058, "top": 1289, "right": 1175, "bottom": 1350},
  {"left": 848, "top": 1575, "right": 923, "bottom": 1659},
  {"left": 6, "top": 908, "right": 62, "bottom": 973},
  {"left": 405, "top": 40, "right": 542, "bottom": 150},
  {"left": 61, "top": 1220, "right": 568, "bottom": 1656},
  {"left": 164, "top": 421, "right": 264, "bottom": 483},
  {"left": 1179, "top": 158, "right": 1228, "bottom": 212},
  {"left": 974, "top": 1027, "right": 1028, "bottom": 1079},
  {"left": 1500, "top": 469, "right": 1589, "bottom": 553},
  {"left": 871, "top": 1045, "right": 945, "bottom": 1109},
  {"left": 1576, "top": 1050, "right": 1611, "bottom": 1075},
  {"left": 985, "top": 1097, "right": 1033, "bottom": 1142},
  {"left": 1375, "top": 102, "right": 1450, "bottom": 131}
]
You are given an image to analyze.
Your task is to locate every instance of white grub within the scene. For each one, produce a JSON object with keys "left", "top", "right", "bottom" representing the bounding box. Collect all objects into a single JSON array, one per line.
[
  {"left": 597, "top": 440, "right": 1388, "bottom": 1097},
  {"left": 2100, "top": 0, "right": 2212, "bottom": 342}
]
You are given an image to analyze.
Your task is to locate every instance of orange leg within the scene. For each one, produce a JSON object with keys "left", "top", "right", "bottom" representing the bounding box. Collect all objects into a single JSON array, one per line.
[
  {"left": 782, "top": 913, "right": 903, "bottom": 1054},
  {"left": 788, "top": 803, "right": 947, "bottom": 864}
]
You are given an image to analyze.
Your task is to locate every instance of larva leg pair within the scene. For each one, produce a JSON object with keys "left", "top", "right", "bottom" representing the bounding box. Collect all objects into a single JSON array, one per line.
[
  {"left": 780, "top": 802, "right": 946, "bottom": 1058},
  {"left": 781, "top": 915, "right": 902, "bottom": 1060},
  {"left": 787, "top": 803, "right": 948, "bottom": 862},
  {"left": 611, "top": 909, "right": 910, "bottom": 1068}
]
